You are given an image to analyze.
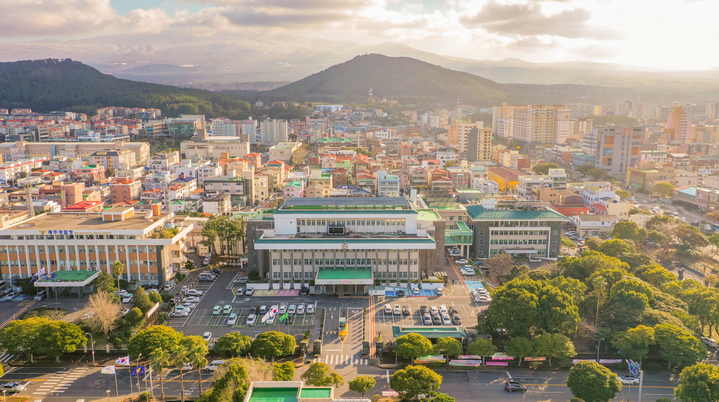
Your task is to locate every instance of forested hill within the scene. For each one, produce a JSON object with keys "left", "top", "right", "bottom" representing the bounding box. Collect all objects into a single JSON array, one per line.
[
  {"left": 265, "top": 54, "right": 509, "bottom": 106},
  {"left": 0, "top": 59, "right": 251, "bottom": 117}
]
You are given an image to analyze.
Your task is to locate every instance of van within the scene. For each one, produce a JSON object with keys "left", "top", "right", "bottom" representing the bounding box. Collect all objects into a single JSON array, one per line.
[
  {"left": 204, "top": 360, "right": 225, "bottom": 371},
  {"left": 34, "top": 290, "right": 46, "bottom": 301}
]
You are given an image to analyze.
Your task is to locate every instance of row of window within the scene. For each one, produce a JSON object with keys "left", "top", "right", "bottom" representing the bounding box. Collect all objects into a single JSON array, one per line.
[
  {"left": 489, "top": 230, "right": 549, "bottom": 236},
  {"left": 0, "top": 246, "right": 156, "bottom": 254},
  {"left": 8, "top": 234, "right": 140, "bottom": 241},
  {"left": 483, "top": 221, "right": 554, "bottom": 227},
  {"left": 487, "top": 239, "right": 550, "bottom": 245},
  {"left": 0, "top": 259, "right": 159, "bottom": 268},
  {"left": 272, "top": 249, "right": 420, "bottom": 255},
  {"left": 272, "top": 258, "right": 419, "bottom": 266},
  {"left": 270, "top": 270, "right": 419, "bottom": 280}
]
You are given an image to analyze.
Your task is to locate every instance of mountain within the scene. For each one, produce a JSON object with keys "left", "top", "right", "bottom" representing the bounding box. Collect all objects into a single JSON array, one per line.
[
  {"left": 0, "top": 59, "right": 251, "bottom": 117},
  {"left": 265, "top": 54, "right": 508, "bottom": 106}
]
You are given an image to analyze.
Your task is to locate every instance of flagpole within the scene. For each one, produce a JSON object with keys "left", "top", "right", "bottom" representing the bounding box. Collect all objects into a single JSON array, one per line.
[
  {"left": 114, "top": 369, "right": 119, "bottom": 401},
  {"left": 149, "top": 368, "right": 154, "bottom": 398},
  {"left": 129, "top": 366, "right": 133, "bottom": 395}
]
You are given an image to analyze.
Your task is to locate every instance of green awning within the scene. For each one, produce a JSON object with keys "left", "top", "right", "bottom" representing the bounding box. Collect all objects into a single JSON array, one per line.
[{"left": 315, "top": 267, "right": 373, "bottom": 285}]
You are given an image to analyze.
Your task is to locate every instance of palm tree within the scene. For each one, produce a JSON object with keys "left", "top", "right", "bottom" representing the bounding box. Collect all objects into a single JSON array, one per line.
[
  {"left": 111, "top": 261, "right": 124, "bottom": 293},
  {"left": 183, "top": 336, "right": 209, "bottom": 395},
  {"left": 170, "top": 345, "right": 190, "bottom": 402},
  {"left": 150, "top": 349, "right": 170, "bottom": 402}
]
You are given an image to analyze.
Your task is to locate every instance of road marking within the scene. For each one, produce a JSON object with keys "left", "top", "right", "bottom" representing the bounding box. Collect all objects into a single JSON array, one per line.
[
  {"left": 528, "top": 391, "right": 565, "bottom": 394},
  {"left": 325, "top": 349, "right": 342, "bottom": 351},
  {"left": 386, "top": 370, "right": 390, "bottom": 383},
  {"left": 351, "top": 356, "right": 354, "bottom": 365}
]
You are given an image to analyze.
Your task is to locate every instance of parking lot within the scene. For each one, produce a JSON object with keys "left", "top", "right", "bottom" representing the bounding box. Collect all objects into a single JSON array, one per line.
[{"left": 372, "top": 295, "right": 480, "bottom": 339}]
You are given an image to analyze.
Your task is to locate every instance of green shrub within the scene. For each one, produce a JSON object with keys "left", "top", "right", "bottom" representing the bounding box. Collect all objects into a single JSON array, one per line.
[
  {"left": 139, "top": 392, "right": 152, "bottom": 402},
  {"left": 161, "top": 292, "right": 174, "bottom": 303},
  {"left": 249, "top": 270, "right": 261, "bottom": 281},
  {"left": 645, "top": 362, "right": 664, "bottom": 372},
  {"left": 174, "top": 272, "right": 187, "bottom": 283}
]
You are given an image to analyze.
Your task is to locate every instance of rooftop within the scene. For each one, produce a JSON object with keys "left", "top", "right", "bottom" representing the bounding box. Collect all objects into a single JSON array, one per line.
[
  {"left": 3, "top": 211, "right": 168, "bottom": 232},
  {"left": 248, "top": 387, "right": 298, "bottom": 402},
  {"left": 392, "top": 325, "right": 468, "bottom": 339},
  {"left": 278, "top": 197, "right": 412, "bottom": 211},
  {"left": 317, "top": 267, "right": 372, "bottom": 280},
  {"left": 466, "top": 205, "right": 568, "bottom": 221}
]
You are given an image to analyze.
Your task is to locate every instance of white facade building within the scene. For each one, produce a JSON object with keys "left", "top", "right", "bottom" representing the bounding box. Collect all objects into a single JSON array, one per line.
[{"left": 260, "top": 120, "right": 289, "bottom": 146}]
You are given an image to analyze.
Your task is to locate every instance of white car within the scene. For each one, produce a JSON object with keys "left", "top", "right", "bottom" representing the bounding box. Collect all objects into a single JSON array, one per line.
[
  {"left": 270, "top": 305, "right": 279, "bottom": 315},
  {"left": 412, "top": 288, "right": 420, "bottom": 295},
  {"left": 384, "top": 304, "right": 392, "bottom": 314},
  {"left": 202, "top": 332, "right": 212, "bottom": 342},
  {"left": 618, "top": 375, "right": 639, "bottom": 385},
  {"left": 170, "top": 310, "right": 189, "bottom": 317},
  {"left": 393, "top": 305, "right": 401, "bottom": 315},
  {"left": 246, "top": 314, "right": 257, "bottom": 326},
  {"left": 183, "top": 296, "right": 200, "bottom": 303},
  {"left": 186, "top": 289, "right": 203, "bottom": 296},
  {"left": 307, "top": 304, "right": 315, "bottom": 314},
  {"left": 429, "top": 306, "right": 439, "bottom": 315},
  {"left": 441, "top": 314, "right": 452, "bottom": 326},
  {"left": 288, "top": 305, "right": 296, "bottom": 314},
  {"left": 204, "top": 360, "right": 225, "bottom": 371},
  {"left": 461, "top": 270, "right": 475, "bottom": 276},
  {"left": 266, "top": 315, "right": 276, "bottom": 325},
  {"left": 436, "top": 288, "right": 444, "bottom": 296},
  {"left": 245, "top": 288, "right": 255, "bottom": 296},
  {"left": 227, "top": 313, "right": 237, "bottom": 325},
  {"left": 439, "top": 305, "right": 448, "bottom": 314},
  {"left": 455, "top": 259, "right": 468, "bottom": 264},
  {"left": 179, "top": 303, "right": 196, "bottom": 310},
  {"left": 279, "top": 305, "right": 288, "bottom": 314},
  {"left": 122, "top": 294, "right": 133, "bottom": 304},
  {"left": 702, "top": 336, "right": 718, "bottom": 348},
  {"left": 297, "top": 304, "right": 305, "bottom": 314}
]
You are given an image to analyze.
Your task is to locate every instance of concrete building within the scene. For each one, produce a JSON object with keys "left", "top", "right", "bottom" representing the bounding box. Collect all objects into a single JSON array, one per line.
[
  {"left": 594, "top": 127, "right": 645, "bottom": 176},
  {"left": 0, "top": 141, "right": 150, "bottom": 166},
  {"left": 89, "top": 150, "right": 136, "bottom": 172},
  {"left": 571, "top": 214, "right": 619, "bottom": 237},
  {"left": 248, "top": 197, "right": 439, "bottom": 294},
  {"left": 203, "top": 193, "right": 232, "bottom": 216},
  {"left": 377, "top": 170, "right": 400, "bottom": 197},
  {"left": 181, "top": 129, "right": 250, "bottom": 161},
  {"left": 268, "top": 142, "right": 301, "bottom": 163},
  {"left": 110, "top": 178, "right": 142, "bottom": 204},
  {"left": 467, "top": 199, "right": 568, "bottom": 259},
  {"left": 0, "top": 206, "right": 191, "bottom": 284},
  {"left": 260, "top": 119, "right": 289, "bottom": 146},
  {"left": 466, "top": 127, "right": 492, "bottom": 162}
]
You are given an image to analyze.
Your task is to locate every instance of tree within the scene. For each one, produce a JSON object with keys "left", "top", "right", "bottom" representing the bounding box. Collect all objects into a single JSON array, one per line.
[
  {"left": 128, "top": 326, "right": 183, "bottom": 359},
  {"left": 504, "top": 337, "right": 534, "bottom": 367},
  {"left": 86, "top": 291, "right": 121, "bottom": 337},
  {"left": 598, "top": 239, "right": 632, "bottom": 257},
  {"left": 707, "top": 233, "right": 719, "bottom": 253},
  {"left": 611, "top": 325, "right": 655, "bottom": 364},
  {"left": 390, "top": 365, "right": 443, "bottom": 399},
  {"left": 148, "top": 291, "right": 162, "bottom": 304},
  {"left": 133, "top": 287, "right": 154, "bottom": 313},
  {"left": 646, "top": 215, "right": 675, "bottom": 231},
  {"left": 587, "top": 168, "right": 610, "bottom": 180},
  {"left": 675, "top": 363, "right": 719, "bottom": 402},
  {"left": 465, "top": 338, "right": 497, "bottom": 357},
  {"left": 610, "top": 221, "right": 644, "bottom": 242},
  {"left": 616, "top": 190, "right": 632, "bottom": 200},
  {"left": 184, "top": 260, "right": 195, "bottom": 271},
  {"left": 150, "top": 349, "right": 171, "bottom": 402},
  {"left": 183, "top": 335, "right": 209, "bottom": 395},
  {"left": 561, "top": 237, "right": 578, "bottom": 249},
  {"left": 533, "top": 163, "right": 559, "bottom": 175},
  {"left": 215, "top": 332, "right": 252, "bottom": 357},
  {"left": 638, "top": 265, "right": 677, "bottom": 288},
  {"left": 433, "top": 337, "right": 463, "bottom": 358},
  {"left": 566, "top": 361, "right": 622, "bottom": 402},
  {"left": 653, "top": 182, "right": 675, "bottom": 198},
  {"left": 93, "top": 272, "right": 117, "bottom": 294},
  {"left": 673, "top": 225, "right": 708, "bottom": 251},
  {"left": 272, "top": 361, "right": 295, "bottom": 381},
  {"left": 395, "top": 333, "right": 433, "bottom": 360},
  {"left": 484, "top": 253, "right": 515, "bottom": 278},
  {"left": 111, "top": 261, "right": 125, "bottom": 292},
  {"left": 585, "top": 237, "right": 604, "bottom": 251},
  {"left": 647, "top": 230, "right": 665, "bottom": 244},
  {"left": 125, "top": 307, "right": 144, "bottom": 326},
  {"left": 549, "top": 276, "right": 588, "bottom": 305},
  {"left": 484, "top": 287, "right": 538, "bottom": 338},
  {"left": 348, "top": 376, "right": 376, "bottom": 398},
  {"left": 300, "top": 363, "right": 344, "bottom": 387},
  {"left": 170, "top": 344, "right": 190, "bottom": 402},
  {"left": 419, "top": 392, "right": 455, "bottom": 402},
  {"left": 250, "top": 331, "right": 296, "bottom": 359},
  {"left": 205, "top": 361, "right": 249, "bottom": 402},
  {"left": 0, "top": 317, "right": 51, "bottom": 362},
  {"left": 654, "top": 323, "right": 707, "bottom": 369},
  {"left": 36, "top": 321, "right": 87, "bottom": 363},
  {"left": 533, "top": 333, "right": 576, "bottom": 366}
]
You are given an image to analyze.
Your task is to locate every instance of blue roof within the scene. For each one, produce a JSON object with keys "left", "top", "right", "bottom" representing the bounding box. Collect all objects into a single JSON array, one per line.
[
  {"left": 679, "top": 187, "right": 697, "bottom": 196},
  {"left": 466, "top": 205, "right": 569, "bottom": 221}
]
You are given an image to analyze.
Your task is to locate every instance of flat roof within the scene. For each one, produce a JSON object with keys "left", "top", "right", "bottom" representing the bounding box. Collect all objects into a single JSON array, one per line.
[
  {"left": 4, "top": 212, "right": 166, "bottom": 232},
  {"left": 35, "top": 270, "right": 99, "bottom": 288},
  {"left": 465, "top": 206, "right": 568, "bottom": 221},
  {"left": 248, "top": 387, "right": 298, "bottom": 402},
  {"left": 298, "top": 388, "right": 332, "bottom": 399},
  {"left": 392, "top": 325, "right": 468, "bottom": 339},
  {"left": 418, "top": 210, "right": 441, "bottom": 221},
  {"left": 317, "top": 268, "right": 372, "bottom": 280}
]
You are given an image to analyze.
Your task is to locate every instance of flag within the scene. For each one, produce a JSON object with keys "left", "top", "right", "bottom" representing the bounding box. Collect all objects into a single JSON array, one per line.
[
  {"left": 132, "top": 366, "right": 146, "bottom": 376},
  {"left": 281, "top": 312, "right": 289, "bottom": 322},
  {"left": 115, "top": 356, "right": 130, "bottom": 366},
  {"left": 101, "top": 366, "right": 116, "bottom": 375}
]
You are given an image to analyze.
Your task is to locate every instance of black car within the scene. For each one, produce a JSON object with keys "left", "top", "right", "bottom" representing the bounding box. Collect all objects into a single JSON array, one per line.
[
  {"left": 449, "top": 306, "right": 458, "bottom": 315},
  {"left": 432, "top": 314, "right": 442, "bottom": 325},
  {"left": 212, "top": 268, "right": 221, "bottom": 275},
  {"left": 402, "top": 306, "right": 411, "bottom": 316},
  {"left": 452, "top": 314, "right": 462, "bottom": 325},
  {"left": 420, "top": 306, "right": 428, "bottom": 315},
  {"left": 299, "top": 287, "right": 310, "bottom": 295},
  {"left": 505, "top": 380, "right": 527, "bottom": 393},
  {"left": 397, "top": 289, "right": 405, "bottom": 297}
]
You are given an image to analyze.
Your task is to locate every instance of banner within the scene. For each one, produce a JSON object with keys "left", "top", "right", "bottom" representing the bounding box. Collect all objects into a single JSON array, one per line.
[
  {"left": 459, "top": 355, "right": 482, "bottom": 360},
  {"left": 490, "top": 353, "right": 513, "bottom": 360},
  {"left": 115, "top": 356, "right": 130, "bottom": 366},
  {"left": 599, "top": 359, "right": 623, "bottom": 364},
  {"left": 132, "top": 366, "right": 146, "bottom": 376},
  {"left": 485, "top": 361, "right": 509, "bottom": 366},
  {"left": 101, "top": 366, "right": 116, "bottom": 375},
  {"left": 573, "top": 359, "right": 596, "bottom": 364},
  {"left": 449, "top": 360, "right": 482, "bottom": 367},
  {"left": 524, "top": 357, "right": 547, "bottom": 362},
  {"left": 414, "top": 355, "right": 445, "bottom": 364}
]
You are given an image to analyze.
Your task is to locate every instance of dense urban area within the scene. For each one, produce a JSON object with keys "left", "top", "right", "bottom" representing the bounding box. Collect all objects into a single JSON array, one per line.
[{"left": 0, "top": 97, "right": 717, "bottom": 402}]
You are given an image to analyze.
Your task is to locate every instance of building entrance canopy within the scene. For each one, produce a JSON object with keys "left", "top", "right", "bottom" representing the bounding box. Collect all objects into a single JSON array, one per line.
[{"left": 315, "top": 267, "right": 373, "bottom": 285}]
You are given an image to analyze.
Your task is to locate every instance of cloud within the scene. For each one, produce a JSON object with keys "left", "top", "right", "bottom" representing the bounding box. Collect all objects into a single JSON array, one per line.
[
  {"left": 0, "top": 0, "right": 117, "bottom": 36},
  {"left": 460, "top": 0, "right": 622, "bottom": 39}
]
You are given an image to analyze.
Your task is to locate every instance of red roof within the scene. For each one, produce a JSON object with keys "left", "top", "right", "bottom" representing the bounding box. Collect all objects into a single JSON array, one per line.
[
  {"left": 591, "top": 203, "right": 607, "bottom": 212},
  {"left": 64, "top": 200, "right": 103, "bottom": 211},
  {"left": 245, "top": 153, "right": 261, "bottom": 158},
  {"left": 268, "top": 160, "right": 285, "bottom": 165}
]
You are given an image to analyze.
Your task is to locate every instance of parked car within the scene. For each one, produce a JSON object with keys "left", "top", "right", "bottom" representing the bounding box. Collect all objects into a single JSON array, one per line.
[
  {"left": 439, "top": 305, "right": 448, "bottom": 314},
  {"left": 235, "top": 288, "right": 244, "bottom": 296},
  {"left": 307, "top": 304, "right": 315, "bottom": 314},
  {"left": 202, "top": 332, "right": 212, "bottom": 342},
  {"left": 260, "top": 305, "right": 267, "bottom": 314},
  {"left": 299, "top": 287, "right": 310, "bottom": 295},
  {"left": 279, "top": 305, "right": 288, "bottom": 314},
  {"left": 505, "top": 380, "right": 527, "bottom": 392},
  {"left": 223, "top": 305, "right": 232, "bottom": 314},
  {"left": 122, "top": 294, "right": 133, "bottom": 304},
  {"left": 618, "top": 375, "right": 639, "bottom": 385},
  {"left": 452, "top": 314, "right": 462, "bottom": 325},
  {"left": 204, "top": 360, "right": 225, "bottom": 371},
  {"left": 246, "top": 314, "right": 257, "bottom": 326},
  {"left": 170, "top": 310, "right": 189, "bottom": 318},
  {"left": 432, "top": 314, "right": 442, "bottom": 325},
  {"left": 297, "top": 304, "right": 305, "bottom": 314},
  {"left": 245, "top": 287, "right": 255, "bottom": 296},
  {"left": 183, "top": 296, "right": 200, "bottom": 303},
  {"left": 227, "top": 313, "right": 237, "bottom": 325},
  {"left": 186, "top": 289, "right": 203, "bottom": 296},
  {"left": 397, "top": 289, "right": 405, "bottom": 297},
  {"left": 288, "top": 305, "right": 296, "bottom": 314},
  {"left": 702, "top": 336, "right": 718, "bottom": 348},
  {"left": 266, "top": 315, "right": 276, "bottom": 325},
  {"left": 420, "top": 306, "right": 428, "bottom": 315},
  {"left": 34, "top": 290, "right": 46, "bottom": 301},
  {"left": 429, "top": 306, "right": 439, "bottom": 315},
  {"left": 455, "top": 259, "right": 468, "bottom": 264},
  {"left": 393, "top": 305, "right": 401, "bottom": 315},
  {"left": 436, "top": 288, "right": 444, "bottom": 296},
  {"left": 449, "top": 306, "right": 458, "bottom": 315},
  {"left": 384, "top": 304, "right": 392, "bottom": 314},
  {"left": 212, "top": 306, "right": 221, "bottom": 315},
  {"left": 412, "top": 288, "right": 420, "bottom": 295},
  {"left": 402, "top": 306, "right": 411, "bottom": 316},
  {"left": 212, "top": 268, "right": 221, "bottom": 275},
  {"left": 423, "top": 313, "right": 432, "bottom": 325},
  {"left": 441, "top": 314, "right": 452, "bottom": 326}
]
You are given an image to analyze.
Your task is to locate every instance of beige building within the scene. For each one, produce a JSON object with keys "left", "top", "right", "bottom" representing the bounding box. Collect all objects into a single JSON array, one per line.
[
  {"left": 181, "top": 129, "right": 250, "bottom": 161},
  {"left": 0, "top": 141, "right": 150, "bottom": 165},
  {"left": 269, "top": 142, "right": 301, "bottom": 163},
  {"left": 90, "top": 150, "right": 136, "bottom": 172}
]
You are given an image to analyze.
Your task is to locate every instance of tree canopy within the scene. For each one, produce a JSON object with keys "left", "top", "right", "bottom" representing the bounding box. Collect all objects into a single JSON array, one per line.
[
  {"left": 566, "top": 361, "right": 622, "bottom": 402},
  {"left": 128, "top": 326, "right": 183, "bottom": 359},
  {"left": 532, "top": 163, "right": 559, "bottom": 175},
  {"left": 214, "top": 332, "right": 252, "bottom": 358},
  {"left": 395, "top": 333, "right": 433, "bottom": 360},
  {"left": 300, "top": 363, "right": 344, "bottom": 387},
  {"left": 390, "top": 365, "right": 443, "bottom": 399},
  {"left": 675, "top": 363, "right": 719, "bottom": 402},
  {"left": 250, "top": 331, "right": 296, "bottom": 360}
]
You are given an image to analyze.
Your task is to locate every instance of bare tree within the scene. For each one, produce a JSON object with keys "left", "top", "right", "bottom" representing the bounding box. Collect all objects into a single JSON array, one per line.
[
  {"left": 86, "top": 291, "right": 121, "bottom": 336},
  {"left": 484, "top": 253, "right": 515, "bottom": 278}
]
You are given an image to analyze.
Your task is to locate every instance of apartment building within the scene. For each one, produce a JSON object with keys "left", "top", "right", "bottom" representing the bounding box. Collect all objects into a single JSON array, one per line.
[
  {"left": 110, "top": 178, "right": 142, "bottom": 204},
  {"left": 377, "top": 170, "right": 400, "bottom": 197},
  {"left": 260, "top": 119, "right": 289, "bottom": 146},
  {"left": 0, "top": 206, "right": 191, "bottom": 284},
  {"left": 594, "top": 127, "right": 645, "bottom": 176},
  {"left": 466, "top": 127, "right": 492, "bottom": 162},
  {"left": 89, "top": 150, "right": 136, "bottom": 172},
  {"left": 516, "top": 169, "right": 568, "bottom": 199},
  {"left": 181, "top": 129, "right": 250, "bottom": 161},
  {"left": 0, "top": 141, "right": 150, "bottom": 165}
]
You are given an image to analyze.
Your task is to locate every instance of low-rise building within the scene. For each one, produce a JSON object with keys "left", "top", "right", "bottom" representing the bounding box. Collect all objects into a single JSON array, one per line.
[
  {"left": 571, "top": 214, "right": 619, "bottom": 237},
  {"left": 203, "top": 193, "right": 232, "bottom": 216}
]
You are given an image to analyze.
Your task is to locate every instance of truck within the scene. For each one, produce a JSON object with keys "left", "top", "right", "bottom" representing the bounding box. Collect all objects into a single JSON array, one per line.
[{"left": 339, "top": 316, "right": 348, "bottom": 342}]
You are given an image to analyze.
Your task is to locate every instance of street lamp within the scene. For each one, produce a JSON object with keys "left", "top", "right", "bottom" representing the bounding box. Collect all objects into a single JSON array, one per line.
[
  {"left": 85, "top": 332, "right": 95, "bottom": 366},
  {"left": 596, "top": 338, "right": 604, "bottom": 363},
  {"left": 106, "top": 390, "right": 111, "bottom": 402}
]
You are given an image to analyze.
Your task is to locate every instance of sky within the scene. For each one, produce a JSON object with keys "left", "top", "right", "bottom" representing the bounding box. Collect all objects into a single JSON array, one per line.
[{"left": 3, "top": 0, "right": 719, "bottom": 70}]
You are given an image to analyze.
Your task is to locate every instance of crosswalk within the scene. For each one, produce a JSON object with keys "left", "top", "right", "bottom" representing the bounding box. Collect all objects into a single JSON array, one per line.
[
  {"left": 0, "top": 353, "right": 16, "bottom": 363},
  {"left": 314, "top": 355, "right": 369, "bottom": 366},
  {"left": 32, "top": 367, "right": 89, "bottom": 396}
]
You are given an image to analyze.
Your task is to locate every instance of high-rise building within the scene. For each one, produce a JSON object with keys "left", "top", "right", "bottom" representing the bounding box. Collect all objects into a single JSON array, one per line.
[
  {"left": 594, "top": 127, "right": 645, "bottom": 176},
  {"left": 466, "top": 127, "right": 492, "bottom": 162},
  {"left": 447, "top": 120, "right": 479, "bottom": 150},
  {"left": 665, "top": 106, "right": 692, "bottom": 141},
  {"left": 259, "top": 119, "right": 289, "bottom": 146}
]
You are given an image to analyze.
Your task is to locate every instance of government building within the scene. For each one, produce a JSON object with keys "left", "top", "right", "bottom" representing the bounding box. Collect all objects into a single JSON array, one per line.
[{"left": 248, "top": 197, "right": 444, "bottom": 295}]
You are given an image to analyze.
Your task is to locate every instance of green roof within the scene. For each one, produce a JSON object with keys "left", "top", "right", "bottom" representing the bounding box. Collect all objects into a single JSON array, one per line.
[
  {"left": 317, "top": 267, "right": 372, "bottom": 280},
  {"left": 248, "top": 387, "right": 298, "bottom": 402},
  {"left": 392, "top": 325, "right": 468, "bottom": 339},
  {"left": 298, "top": 388, "right": 332, "bottom": 399},
  {"left": 466, "top": 205, "right": 568, "bottom": 221},
  {"left": 418, "top": 210, "right": 441, "bottom": 221}
]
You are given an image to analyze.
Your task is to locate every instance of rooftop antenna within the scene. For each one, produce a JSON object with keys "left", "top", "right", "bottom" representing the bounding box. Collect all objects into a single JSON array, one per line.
[{"left": 24, "top": 183, "right": 35, "bottom": 218}]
